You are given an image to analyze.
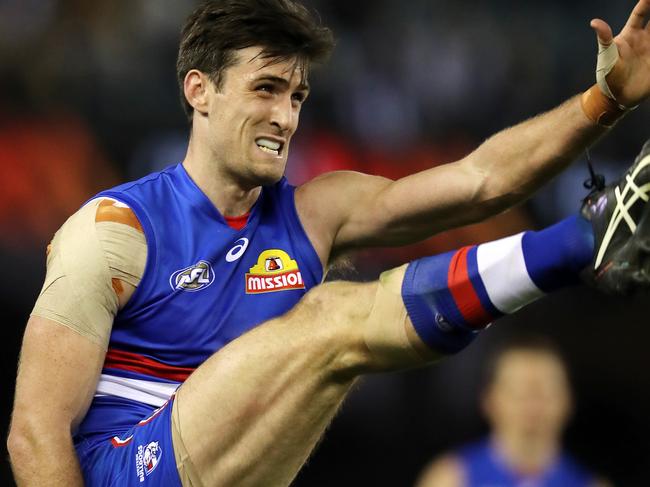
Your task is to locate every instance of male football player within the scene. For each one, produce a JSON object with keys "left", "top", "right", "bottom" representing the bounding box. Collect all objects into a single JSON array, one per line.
[
  {"left": 416, "top": 336, "right": 610, "bottom": 487},
  {"left": 8, "top": 1, "right": 650, "bottom": 486}
]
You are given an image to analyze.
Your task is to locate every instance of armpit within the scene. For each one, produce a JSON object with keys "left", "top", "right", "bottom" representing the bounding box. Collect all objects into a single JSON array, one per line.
[{"left": 31, "top": 199, "right": 147, "bottom": 349}]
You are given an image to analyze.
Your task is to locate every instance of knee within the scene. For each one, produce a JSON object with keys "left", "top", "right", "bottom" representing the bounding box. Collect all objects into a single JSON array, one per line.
[{"left": 297, "top": 281, "right": 376, "bottom": 378}]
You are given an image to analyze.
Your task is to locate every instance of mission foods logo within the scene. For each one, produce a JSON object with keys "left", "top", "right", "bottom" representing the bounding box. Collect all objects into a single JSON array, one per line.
[
  {"left": 169, "top": 260, "right": 215, "bottom": 292},
  {"left": 246, "top": 249, "right": 305, "bottom": 294}
]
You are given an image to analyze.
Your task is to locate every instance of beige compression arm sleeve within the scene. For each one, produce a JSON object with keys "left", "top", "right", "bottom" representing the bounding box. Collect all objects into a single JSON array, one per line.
[{"left": 31, "top": 199, "right": 147, "bottom": 349}]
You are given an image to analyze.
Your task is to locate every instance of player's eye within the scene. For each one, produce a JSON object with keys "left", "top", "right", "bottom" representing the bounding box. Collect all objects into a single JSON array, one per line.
[
  {"left": 256, "top": 84, "right": 275, "bottom": 94},
  {"left": 292, "top": 92, "right": 307, "bottom": 104}
]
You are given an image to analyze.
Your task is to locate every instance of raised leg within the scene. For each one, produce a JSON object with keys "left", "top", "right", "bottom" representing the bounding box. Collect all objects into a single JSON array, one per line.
[
  {"left": 173, "top": 280, "right": 389, "bottom": 487},
  {"left": 173, "top": 215, "right": 595, "bottom": 486}
]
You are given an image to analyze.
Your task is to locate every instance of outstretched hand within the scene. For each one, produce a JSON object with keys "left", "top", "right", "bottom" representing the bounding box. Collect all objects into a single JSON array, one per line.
[{"left": 591, "top": 0, "right": 650, "bottom": 107}]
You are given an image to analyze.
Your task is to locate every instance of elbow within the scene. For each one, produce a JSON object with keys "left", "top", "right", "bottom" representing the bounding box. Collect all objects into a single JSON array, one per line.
[
  {"left": 7, "top": 414, "right": 70, "bottom": 468},
  {"left": 7, "top": 424, "right": 32, "bottom": 471},
  {"left": 8, "top": 423, "right": 44, "bottom": 484}
]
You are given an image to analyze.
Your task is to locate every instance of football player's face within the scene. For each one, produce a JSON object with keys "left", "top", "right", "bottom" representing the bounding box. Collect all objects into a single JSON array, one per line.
[
  {"left": 483, "top": 351, "right": 572, "bottom": 440},
  {"left": 206, "top": 47, "right": 309, "bottom": 187}
]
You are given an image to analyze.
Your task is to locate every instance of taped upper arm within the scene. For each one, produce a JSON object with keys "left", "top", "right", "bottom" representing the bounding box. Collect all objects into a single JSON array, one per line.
[
  {"left": 31, "top": 199, "right": 147, "bottom": 350},
  {"left": 95, "top": 199, "right": 147, "bottom": 303}
]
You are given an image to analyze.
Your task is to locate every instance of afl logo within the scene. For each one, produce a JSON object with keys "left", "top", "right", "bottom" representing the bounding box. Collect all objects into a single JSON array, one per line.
[{"left": 169, "top": 260, "right": 215, "bottom": 292}]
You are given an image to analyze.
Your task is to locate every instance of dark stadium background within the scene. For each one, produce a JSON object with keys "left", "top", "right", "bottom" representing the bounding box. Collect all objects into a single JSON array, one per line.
[{"left": 2, "top": 0, "right": 649, "bottom": 485}]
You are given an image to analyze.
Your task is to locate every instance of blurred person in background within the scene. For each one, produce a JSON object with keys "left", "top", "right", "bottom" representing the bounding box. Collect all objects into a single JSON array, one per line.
[
  {"left": 416, "top": 335, "right": 610, "bottom": 487},
  {"left": 7, "top": 0, "right": 650, "bottom": 486}
]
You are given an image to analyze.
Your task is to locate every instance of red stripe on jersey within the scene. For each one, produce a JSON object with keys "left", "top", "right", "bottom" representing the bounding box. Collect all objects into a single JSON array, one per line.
[
  {"left": 224, "top": 213, "right": 250, "bottom": 231},
  {"left": 111, "top": 435, "right": 134, "bottom": 448},
  {"left": 104, "top": 349, "right": 195, "bottom": 382},
  {"left": 447, "top": 247, "right": 493, "bottom": 329}
]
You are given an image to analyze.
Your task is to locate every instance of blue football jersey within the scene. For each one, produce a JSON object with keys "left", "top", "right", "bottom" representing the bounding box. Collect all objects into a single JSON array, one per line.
[
  {"left": 459, "top": 439, "right": 594, "bottom": 487},
  {"left": 75, "top": 163, "right": 323, "bottom": 443}
]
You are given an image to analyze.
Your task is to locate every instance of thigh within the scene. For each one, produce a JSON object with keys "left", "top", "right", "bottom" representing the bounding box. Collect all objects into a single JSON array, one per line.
[
  {"left": 174, "top": 281, "right": 375, "bottom": 487},
  {"left": 77, "top": 398, "right": 182, "bottom": 487}
]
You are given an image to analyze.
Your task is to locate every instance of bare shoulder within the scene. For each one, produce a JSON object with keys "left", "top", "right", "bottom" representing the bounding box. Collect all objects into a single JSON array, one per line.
[
  {"left": 295, "top": 171, "right": 392, "bottom": 263},
  {"left": 415, "top": 454, "right": 464, "bottom": 487}
]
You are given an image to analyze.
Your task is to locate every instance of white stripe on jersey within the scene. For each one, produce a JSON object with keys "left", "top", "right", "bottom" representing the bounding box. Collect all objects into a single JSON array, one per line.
[{"left": 96, "top": 374, "right": 180, "bottom": 407}]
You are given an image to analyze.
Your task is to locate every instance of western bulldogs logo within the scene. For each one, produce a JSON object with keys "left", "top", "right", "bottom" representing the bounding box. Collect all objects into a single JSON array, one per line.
[
  {"left": 169, "top": 261, "right": 215, "bottom": 292},
  {"left": 135, "top": 441, "right": 162, "bottom": 482}
]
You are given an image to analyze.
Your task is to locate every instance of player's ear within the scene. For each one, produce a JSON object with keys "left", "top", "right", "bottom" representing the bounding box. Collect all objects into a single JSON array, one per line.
[{"left": 184, "top": 70, "right": 211, "bottom": 117}]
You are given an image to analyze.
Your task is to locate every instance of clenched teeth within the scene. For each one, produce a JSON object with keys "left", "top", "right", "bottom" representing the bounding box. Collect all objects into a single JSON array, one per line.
[
  {"left": 256, "top": 138, "right": 281, "bottom": 150},
  {"left": 258, "top": 145, "right": 279, "bottom": 155}
]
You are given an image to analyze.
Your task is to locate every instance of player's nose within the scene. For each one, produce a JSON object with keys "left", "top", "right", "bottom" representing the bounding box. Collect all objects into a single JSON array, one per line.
[{"left": 270, "top": 96, "right": 296, "bottom": 133}]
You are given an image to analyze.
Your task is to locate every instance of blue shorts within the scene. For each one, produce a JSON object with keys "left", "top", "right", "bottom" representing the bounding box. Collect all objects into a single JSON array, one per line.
[{"left": 76, "top": 397, "right": 182, "bottom": 486}]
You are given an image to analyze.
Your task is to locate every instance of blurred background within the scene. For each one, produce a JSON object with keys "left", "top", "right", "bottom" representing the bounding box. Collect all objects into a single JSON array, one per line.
[{"left": 1, "top": 0, "right": 649, "bottom": 485}]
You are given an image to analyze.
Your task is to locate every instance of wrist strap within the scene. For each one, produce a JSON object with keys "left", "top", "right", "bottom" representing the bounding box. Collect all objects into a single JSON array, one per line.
[{"left": 581, "top": 84, "right": 627, "bottom": 128}]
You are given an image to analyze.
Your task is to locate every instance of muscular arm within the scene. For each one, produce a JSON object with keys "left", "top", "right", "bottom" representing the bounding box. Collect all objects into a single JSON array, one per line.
[
  {"left": 298, "top": 98, "right": 602, "bottom": 257},
  {"left": 7, "top": 199, "right": 145, "bottom": 485},
  {"left": 297, "top": 1, "right": 650, "bottom": 261},
  {"left": 8, "top": 316, "right": 106, "bottom": 486}
]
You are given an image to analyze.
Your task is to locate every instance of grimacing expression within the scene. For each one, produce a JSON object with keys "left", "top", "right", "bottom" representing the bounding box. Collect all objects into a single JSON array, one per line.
[
  {"left": 483, "top": 350, "right": 572, "bottom": 439},
  {"left": 200, "top": 46, "right": 309, "bottom": 187}
]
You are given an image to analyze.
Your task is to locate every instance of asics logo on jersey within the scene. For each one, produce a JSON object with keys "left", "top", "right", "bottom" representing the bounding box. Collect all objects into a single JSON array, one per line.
[
  {"left": 595, "top": 154, "right": 650, "bottom": 268},
  {"left": 226, "top": 238, "right": 250, "bottom": 262},
  {"left": 169, "top": 261, "right": 215, "bottom": 292}
]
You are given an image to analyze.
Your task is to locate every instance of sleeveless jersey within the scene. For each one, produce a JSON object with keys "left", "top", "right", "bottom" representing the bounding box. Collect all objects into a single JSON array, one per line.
[
  {"left": 458, "top": 439, "right": 594, "bottom": 487},
  {"left": 74, "top": 164, "right": 323, "bottom": 443}
]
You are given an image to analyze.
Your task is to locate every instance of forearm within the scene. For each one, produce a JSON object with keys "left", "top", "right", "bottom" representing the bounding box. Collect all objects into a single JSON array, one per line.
[
  {"left": 469, "top": 94, "right": 608, "bottom": 211},
  {"left": 329, "top": 95, "right": 611, "bottom": 249},
  {"left": 9, "top": 430, "right": 84, "bottom": 486},
  {"left": 475, "top": 0, "right": 650, "bottom": 209}
]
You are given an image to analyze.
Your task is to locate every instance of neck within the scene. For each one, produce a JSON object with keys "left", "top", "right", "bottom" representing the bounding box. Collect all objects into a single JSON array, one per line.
[
  {"left": 183, "top": 134, "right": 261, "bottom": 217},
  {"left": 492, "top": 432, "right": 560, "bottom": 475}
]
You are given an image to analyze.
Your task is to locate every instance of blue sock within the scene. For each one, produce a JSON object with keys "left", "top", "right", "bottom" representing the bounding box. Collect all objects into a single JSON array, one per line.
[
  {"left": 402, "top": 215, "right": 595, "bottom": 354},
  {"left": 521, "top": 215, "right": 594, "bottom": 292}
]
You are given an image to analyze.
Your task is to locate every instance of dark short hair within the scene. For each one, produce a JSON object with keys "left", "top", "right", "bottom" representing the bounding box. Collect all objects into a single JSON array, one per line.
[
  {"left": 482, "top": 334, "right": 567, "bottom": 388},
  {"left": 176, "top": 0, "right": 335, "bottom": 121}
]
